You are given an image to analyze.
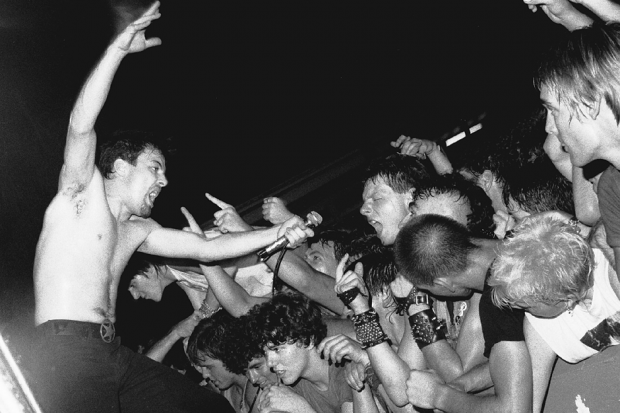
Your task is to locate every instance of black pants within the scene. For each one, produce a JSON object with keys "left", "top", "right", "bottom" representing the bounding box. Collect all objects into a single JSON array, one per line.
[{"left": 32, "top": 320, "right": 234, "bottom": 413}]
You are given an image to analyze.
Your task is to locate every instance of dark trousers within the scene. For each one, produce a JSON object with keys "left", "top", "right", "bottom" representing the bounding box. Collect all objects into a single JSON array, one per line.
[{"left": 32, "top": 320, "right": 234, "bottom": 413}]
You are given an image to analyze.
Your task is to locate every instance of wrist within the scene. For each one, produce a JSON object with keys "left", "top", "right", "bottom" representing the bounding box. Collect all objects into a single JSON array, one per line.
[
  {"left": 433, "top": 382, "right": 453, "bottom": 411},
  {"left": 406, "top": 303, "right": 431, "bottom": 316},
  {"left": 351, "top": 300, "right": 371, "bottom": 315}
]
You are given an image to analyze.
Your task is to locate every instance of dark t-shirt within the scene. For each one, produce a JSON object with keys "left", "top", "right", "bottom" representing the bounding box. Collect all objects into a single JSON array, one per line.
[
  {"left": 598, "top": 165, "right": 620, "bottom": 248},
  {"left": 479, "top": 286, "right": 525, "bottom": 358}
]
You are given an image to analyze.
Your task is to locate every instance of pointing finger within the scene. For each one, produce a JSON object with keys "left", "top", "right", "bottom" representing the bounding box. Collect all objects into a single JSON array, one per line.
[
  {"left": 205, "top": 193, "right": 233, "bottom": 210},
  {"left": 180, "top": 207, "right": 202, "bottom": 234}
]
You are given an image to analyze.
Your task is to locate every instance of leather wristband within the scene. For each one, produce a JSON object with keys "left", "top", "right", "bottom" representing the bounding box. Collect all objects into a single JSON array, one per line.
[
  {"left": 408, "top": 309, "right": 446, "bottom": 349},
  {"left": 337, "top": 287, "right": 361, "bottom": 307}
]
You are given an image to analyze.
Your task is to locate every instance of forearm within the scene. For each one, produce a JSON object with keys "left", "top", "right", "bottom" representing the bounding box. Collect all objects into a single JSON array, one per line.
[
  {"left": 427, "top": 143, "right": 453, "bottom": 175},
  {"left": 352, "top": 387, "right": 380, "bottom": 413},
  {"left": 573, "top": 166, "right": 600, "bottom": 226},
  {"left": 433, "top": 385, "right": 525, "bottom": 413},
  {"left": 199, "top": 264, "right": 262, "bottom": 316},
  {"left": 197, "top": 226, "right": 280, "bottom": 261},
  {"left": 268, "top": 253, "right": 345, "bottom": 314},
  {"left": 70, "top": 45, "right": 126, "bottom": 134},
  {"left": 145, "top": 328, "right": 181, "bottom": 363},
  {"left": 577, "top": 0, "right": 620, "bottom": 21},
  {"left": 448, "top": 361, "right": 492, "bottom": 394}
]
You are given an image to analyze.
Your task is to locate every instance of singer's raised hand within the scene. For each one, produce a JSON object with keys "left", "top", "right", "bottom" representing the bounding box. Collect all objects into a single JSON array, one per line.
[
  {"left": 113, "top": 1, "right": 162, "bottom": 54},
  {"left": 277, "top": 215, "right": 314, "bottom": 249},
  {"left": 206, "top": 192, "right": 253, "bottom": 233}
]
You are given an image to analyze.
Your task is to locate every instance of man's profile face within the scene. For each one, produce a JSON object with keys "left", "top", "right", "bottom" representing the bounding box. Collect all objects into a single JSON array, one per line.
[
  {"left": 264, "top": 341, "right": 310, "bottom": 386},
  {"left": 304, "top": 241, "right": 339, "bottom": 278},
  {"left": 128, "top": 265, "right": 164, "bottom": 301},
  {"left": 540, "top": 86, "right": 603, "bottom": 168},
  {"left": 360, "top": 177, "right": 412, "bottom": 246},
  {"left": 194, "top": 355, "right": 238, "bottom": 391},
  {"left": 246, "top": 356, "right": 277, "bottom": 389},
  {"left": 124, "top": 148, "right": 168, "bottom": 217}
]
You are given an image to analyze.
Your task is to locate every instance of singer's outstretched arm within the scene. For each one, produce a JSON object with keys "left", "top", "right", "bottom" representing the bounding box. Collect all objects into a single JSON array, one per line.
[{"left": 139, "top": 215, "right": 314, "bottom": 261}]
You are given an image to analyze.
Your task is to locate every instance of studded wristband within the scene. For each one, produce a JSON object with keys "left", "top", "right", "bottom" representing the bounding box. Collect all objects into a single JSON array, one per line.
[{"left": 409, "top": 309, "right": 446, "bottom": 349}]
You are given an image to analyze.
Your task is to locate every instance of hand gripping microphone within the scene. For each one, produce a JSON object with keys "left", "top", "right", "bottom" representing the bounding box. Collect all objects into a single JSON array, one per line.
[{"left": 257, "top": 212, "right": 323, "bottom": 262}]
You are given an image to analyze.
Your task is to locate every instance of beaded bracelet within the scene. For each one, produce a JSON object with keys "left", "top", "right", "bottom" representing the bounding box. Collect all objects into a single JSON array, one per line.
[
  {"left": 352, "top": 308, "right": 389, "bottom": 349},
  {"left": 408, "top": 309, "right": 446, "bottom": 349},
  {"left": 337, "top": 287, "right": 361, "bottom": 307},
  {"left": 198, "top": 301, "right": 220, "bottom": 319}
]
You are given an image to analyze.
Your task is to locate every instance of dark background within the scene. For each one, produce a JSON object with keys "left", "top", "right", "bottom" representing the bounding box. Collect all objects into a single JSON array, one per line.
[{"left": 0, "top": 0, "right": 568, "bottom": 346}]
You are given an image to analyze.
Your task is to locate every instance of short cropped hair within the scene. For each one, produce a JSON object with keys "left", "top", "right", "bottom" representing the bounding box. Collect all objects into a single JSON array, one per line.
[
  {"left": 97, "top": 130, "right": 165, "bottom": 179},
  {"left": 414, "top": 173, "right": 496, "bottom": 239},
  {"left": 187, "top": 311, "right": 255, "bottom": 375},
  {"left": 247, "top": 293, "right": 327, "bottom": 350},
  {"left": 489, "top": 214, "right": 594, "bottom": 308},
  {"left": 362, "top": 154, "right": 433, "bottom": 194},
  {"left": 394, "top": 214, "right": 476, "bottom": 286},
  {"left": 534, "top": 22, "right": 620, "bottom": 124}
]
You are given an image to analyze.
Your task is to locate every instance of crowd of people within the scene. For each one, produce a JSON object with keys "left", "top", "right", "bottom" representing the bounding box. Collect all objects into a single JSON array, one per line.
[{"left": 21, "top": 0, "right": 620, "bottom": 412}]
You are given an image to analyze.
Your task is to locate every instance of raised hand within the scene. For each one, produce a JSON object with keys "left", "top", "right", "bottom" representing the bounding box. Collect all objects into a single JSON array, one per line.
[
  {"left": 344, "top": 360, "right": 368, "bottom": 392},
  {"left": 523, "top": 0, "right": 592, "bottom": 30},
  {"left": 180, "top": 206, "right": 206, "bottom": 238},
  {"left": 206, "top": 192, "right": 252, "bottom": 233},
  {"left": 334, "top": 255, "right": 369, "bottom": 314},
  {"left": 262, "top": 197, "right": 295, "bottom": 225},
  {"left": 317, "top": 334, "right": 369, "bottom": 366},
  {"left": 390, "top": 135, "right": 438, "bottom": 159},
  {"left": 172, "top": 310, "right": 202, "bottom": 339},
  {"left": 493, "top": 210, "right": 517, "bottom": 240},
  {"left": 113, "top": 1, "right": 162, "bottom": 54}
]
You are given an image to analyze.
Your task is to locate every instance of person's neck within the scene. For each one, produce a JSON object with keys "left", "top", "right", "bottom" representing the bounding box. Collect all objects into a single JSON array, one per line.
[
  {"left": 104, "top": 180, "right": 134, "bottom": 222},
  {"left": 464, "top": 238, "right": 500, "bottom": 292},
  {"left": 302, "top": 350, "right": 330, "bottom": 391}
]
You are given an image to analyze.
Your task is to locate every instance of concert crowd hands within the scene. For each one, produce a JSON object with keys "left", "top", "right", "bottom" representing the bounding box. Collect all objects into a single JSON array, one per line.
[
  {"left": 113, "top": 1, "right": 162, "bottom": 54},
  {"left": 405, "top": 369, "right": 447, "bottom": 410},
  {"left": 257, "top": 384, "right": 316, "bottom": 413},
  {"left": 390, "top": 136, "right": 438, "bottom": 159},
  {"left": 206, "top": 193, "right": 253, "bottom": 233},
  {"left": 262, "top": 197, "right": 295, "bottom": 225},
  {"left": 334, "top": 255, "right": 370, "bottom": 314}
]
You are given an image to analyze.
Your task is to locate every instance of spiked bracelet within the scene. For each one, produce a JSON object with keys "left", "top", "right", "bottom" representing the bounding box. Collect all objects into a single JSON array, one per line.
[
  {"left": 352, "top": 308, "right": 389, "bottom": 349},
  {"left": 337, "top": 287, "right": 361, "bottom": 307},
  {"left": 409, "top": 309, "right": 446, "bottom": 349},
  {"left": 394, "top": 286, "right": 431, "bottom": 315}
]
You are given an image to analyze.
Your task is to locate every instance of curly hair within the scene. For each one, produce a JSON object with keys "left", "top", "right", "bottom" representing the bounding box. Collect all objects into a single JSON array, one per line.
[
  {"left": 97, "top": 130, "right": 167, "bottom": 179},
  {"left": 489, "top": 213, "right": 594, "bottom": 308},
  {"left": 413, "top": 173, "right": 496, "bottom": 239},
  {"left": 186, "top": 311, "right": 259, "bottom": 376},
  {"left": 246, "top": 293, "right": 327, "bottom": 350},
  {"left": 394, "top": 214, "right": 476, "bottom": 286},
  {"left": 362, "top": 154, "right": 434, "bottom": 194}
]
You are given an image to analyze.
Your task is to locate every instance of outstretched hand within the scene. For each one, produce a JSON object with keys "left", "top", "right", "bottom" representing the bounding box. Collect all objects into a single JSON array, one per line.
[
  {"left": 180, "top": 207, "right": 206, "bottom": 238},
  {"left": 391, "top": 135, "right": 437, "bottom": 159},
  {"left": 113, "top": 1, "right": 162, "bottom": 54},
  {"left": 262, "top": 197, "right": 295, "bottom": 225},
  {"left": 205, "top": 192, "right": 253, "bottom": 233}
]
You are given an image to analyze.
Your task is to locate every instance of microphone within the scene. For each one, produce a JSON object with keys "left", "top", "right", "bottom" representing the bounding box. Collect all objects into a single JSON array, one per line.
[{"left": 257, "top": 212, "right": 323, "bottom": 262}]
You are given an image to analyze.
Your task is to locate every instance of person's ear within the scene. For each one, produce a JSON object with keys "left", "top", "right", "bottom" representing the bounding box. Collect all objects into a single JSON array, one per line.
[{"left": 112, "top": 158, "right": 130, "bottom": 177}]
